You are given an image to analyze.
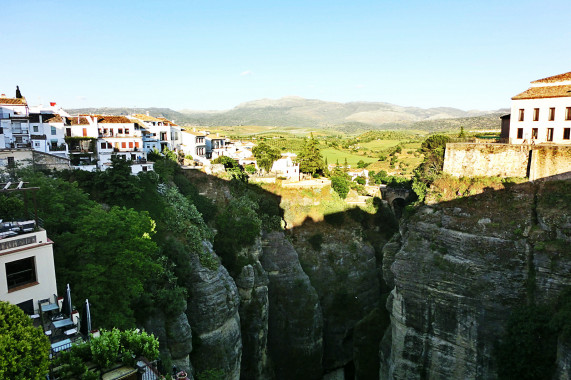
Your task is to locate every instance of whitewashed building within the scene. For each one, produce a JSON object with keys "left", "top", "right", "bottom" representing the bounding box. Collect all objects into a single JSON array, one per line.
[
  {"left": 0, "top": 219, "right": 58, "bottom": 315},
  {"left": 131, "top": 114, "right": 174, "bottom": 153},
  {"left": 271, "top": 152, "right": 300, "bottom": 180},
  {"left": 509, "top": 72, "right": 571, "bottom": 144},
  {"left": 180, "top": 130, "right": 207, "bottom": 161}
]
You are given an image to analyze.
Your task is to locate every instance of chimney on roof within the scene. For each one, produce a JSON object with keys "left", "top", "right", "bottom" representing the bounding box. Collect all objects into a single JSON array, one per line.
[
  {"left": 146, "top": 111, "right": 149, "bottom": 116},
  {"left": 16, "top": 86, "right": 22, "bottom": 99}
]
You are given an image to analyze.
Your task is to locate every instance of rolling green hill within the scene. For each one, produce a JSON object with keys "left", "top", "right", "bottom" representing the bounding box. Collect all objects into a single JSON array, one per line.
[{"left": 69, "top": 97, "right": 507, "bottom": 134}]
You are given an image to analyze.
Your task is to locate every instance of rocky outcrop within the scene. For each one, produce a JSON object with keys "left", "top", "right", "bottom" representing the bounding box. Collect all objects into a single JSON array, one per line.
[
  {"left": 186, "top": 242, "right": 242, "bottom": 379},
  {"left": 294, "top": 223, "right": 381, "bottom": 374},
  {"left": 260, "top": 231, "right": 324, "bottom": 380},
  {"left": 380, "top": 181, "right": 571, "bottom": 379},
  {"left": 143, "top": 310, "right": 194, "bottom": 376},
  {"left": 554, "top": 336, "right": 571, "bottom": 380},
  {"left": 234, "top": 238, "right": 273, "bottom": 379}
]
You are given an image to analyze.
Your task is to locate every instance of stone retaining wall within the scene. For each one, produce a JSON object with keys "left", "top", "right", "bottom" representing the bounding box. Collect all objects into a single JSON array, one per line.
[{"left": 443, "top": 143, "right": 571, "bottom": 180}]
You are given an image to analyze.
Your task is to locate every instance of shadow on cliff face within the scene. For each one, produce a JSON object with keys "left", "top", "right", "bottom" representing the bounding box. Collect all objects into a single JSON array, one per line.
[
  {"left": 181, "top": 169, "right": 402, "bottom": 379},
  {"left": 180, "top": 169, "right": 571, "bottom": 380},
  {"left": 379, "top": 175, "right": 571, "bottom": 380}
]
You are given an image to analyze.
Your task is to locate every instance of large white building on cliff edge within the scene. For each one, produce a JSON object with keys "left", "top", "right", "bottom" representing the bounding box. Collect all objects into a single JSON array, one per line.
[{"left": 509, "top": 71, "right": 571, "bottom": 145}]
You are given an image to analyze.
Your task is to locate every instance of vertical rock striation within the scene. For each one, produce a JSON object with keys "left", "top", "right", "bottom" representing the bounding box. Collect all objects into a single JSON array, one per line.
[
  {"left": 260, "top": 231, "right": 324, "bottom": 380},
  {"left": 294, "top": 224, "right": 381, "bottom": 374},
  {"left": 186, "top": 242, "right": 242, "bottom": 379},
  {"left": 381, "top": 181, "right": 571, "bottom": 379},
  {"left": 234, "top": 238, "right": 273, "bottom": 379}
]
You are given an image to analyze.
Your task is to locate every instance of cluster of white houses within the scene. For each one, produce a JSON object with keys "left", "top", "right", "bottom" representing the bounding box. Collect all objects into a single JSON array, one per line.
[{"left": 0, "top": 93, "right": 264, "bottom": 174}]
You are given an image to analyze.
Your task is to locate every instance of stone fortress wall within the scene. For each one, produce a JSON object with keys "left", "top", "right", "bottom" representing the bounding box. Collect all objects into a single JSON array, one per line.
[{"left": 443, "top": 143, "right": 571, "bottom": 181}]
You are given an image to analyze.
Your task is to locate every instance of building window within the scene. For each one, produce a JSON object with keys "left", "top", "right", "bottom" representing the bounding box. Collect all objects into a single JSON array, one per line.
[
  {"left": 531, "top": 128, "right": 538, "bottom": 139},
  {"left": 533, "top": 108, "right": 539, "bottom": 121},
  {"left": 549, "top": 108, "right": 555, "bottom": 121},
  {"left": 51, "top": 126, "right": 57, "bottom": 135},
  {"left": 564, "top": 128, "right": 570, "bottom": 140},
  {"left": 6, "top": 257, "right": 37, "bottom": 290},
  {"left": 82, "top": 128, "right": 87, "bottom": 137},
  {"left": 547, "top": 128, "right": 554, "bottom": 142},
  {"left": 517, "top": 128, "right": 524, "bottom": 139},
  {"left": 7, "top": 156, "right": 15, "bottom": 168},
  {"left": 33, "top": 125, "right": 39, "bottom": 132},
  {"left": 197, "top": 137, "right": 204, "bottom": 144},
  {"left": 135, "top": 142, "right": 140, "bottom": 148},
  {"left": 567, "top": 107, "right": 571, "bottom": 121},
  {"left": 121, "top": 142, "right": 126, "bottom": 149},
  {"left": 519, "top": 109, "right": 524, "bottom": 121},
  {"left": 125, "top": 129, "right": 129, "bottom": 135},
  {"left": 129, "top": 142, "right": 133, "bottom": 148},
  {"left": 118, "top": 129, "right": 123, "bottom": 134}
]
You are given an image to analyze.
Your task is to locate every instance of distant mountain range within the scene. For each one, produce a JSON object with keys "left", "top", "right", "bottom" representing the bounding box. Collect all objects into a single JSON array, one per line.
[{"left": 69, "top": 96, "right": 508, "bottom": 133}]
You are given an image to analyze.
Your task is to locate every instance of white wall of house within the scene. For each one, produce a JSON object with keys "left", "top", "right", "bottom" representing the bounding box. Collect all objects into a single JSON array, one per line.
[
  {"left": 509, "top": 97, "right": 571, "bottom": 144},
  {"left": 0, "top": 229, "right": 58, "bottom": 314},
  {"left": 271, "top": 155, "right": 300, "bottom": 180},
  {"left": 180, "top": 131, "right": 207, "bottom": 159}
]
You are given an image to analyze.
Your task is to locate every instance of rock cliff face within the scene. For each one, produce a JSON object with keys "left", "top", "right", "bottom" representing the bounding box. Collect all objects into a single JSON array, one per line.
[
  {"left": 260, "top": 231, "right": 324, "bottom": 380},
  {"left": 234, "top": 238, "right": 273, "bottom": 380},
  {"left": 380, "top": 181, "right": 571, "bottom": 379},
  {"left": 293, "top": 221, "right": 382, "bottom": 376},
  {"left": 185, "top": 243, "right": 242, "bottom": 380}
]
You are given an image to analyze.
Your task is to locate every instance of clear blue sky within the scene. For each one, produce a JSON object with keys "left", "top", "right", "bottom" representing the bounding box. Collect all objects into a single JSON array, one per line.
[{"left": 1, "top": 0, "right": 569, "bottom": 111}]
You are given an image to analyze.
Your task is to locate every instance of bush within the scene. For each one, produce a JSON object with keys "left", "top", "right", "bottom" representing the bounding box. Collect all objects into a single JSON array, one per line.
[
  {"left": 0, "top": 302, "right": 50, "bottom": 379},
  {"left": 244, "top": 164, "right": 257, "bottom": 174},
  {"left": 331, "top": 175, "right": 350, "bottom": 199}
]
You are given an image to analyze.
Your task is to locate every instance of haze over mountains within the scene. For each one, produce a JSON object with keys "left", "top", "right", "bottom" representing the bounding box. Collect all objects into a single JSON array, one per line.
[{"left": 69, "top": 96, "right": 507, "bottom": 132}]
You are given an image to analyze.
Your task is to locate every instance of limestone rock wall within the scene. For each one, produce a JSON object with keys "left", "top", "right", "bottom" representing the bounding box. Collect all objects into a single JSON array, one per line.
[
  {"left": 293, "top": 224, "right": 381, "bottom": 374},
  {"left": 185, "top": 243, "right": 242, "bottom": 380},
  {"left": 380, "top": 181, "right": 571, "bottom": 379},
  {"left": 260, "top": 231, "right": 324, "bottom": 380}
]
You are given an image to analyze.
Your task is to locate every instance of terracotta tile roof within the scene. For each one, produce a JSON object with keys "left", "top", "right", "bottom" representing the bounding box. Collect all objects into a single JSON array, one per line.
[
  {"left": 157, "top": 117, "right": 178, "bottom": 126},
  {"left": 531, "top": 72, "right": 571, "bottom": 84},
  {"left": 69, "top": 116, "right": 91, "bottom": 125},
  {"left": 132, "top": 113, "right": 162, "bottom": 122},
  {"left": 92, "top": 115, "right": 133, "bottom": 124},
  {"left": 0, "top": 97, "right": 27, "bottom": 105},
  {"left": 512, "top": 85, "right": 571, "bottom": 100},
  {"left": 42, "top": 114, "right": 63, "bottom": 123}
]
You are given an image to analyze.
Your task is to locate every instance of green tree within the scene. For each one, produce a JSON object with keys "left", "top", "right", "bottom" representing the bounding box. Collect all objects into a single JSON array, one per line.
[
  {"left": 418, "top": 134, "right": 450, "bottom": 177},
  {"left": 214, "top": 196, "right": 262, "bottom": 275},
  {"left": 0, "top": 301, "right": 50, "bottom": 379},
  {"left": 458, "top": 126, "right": 466, "bottom": 138},
  {"left": 331, "top": 175, "right": 350, "bottom": 199},
  {"left": 252, "top": 142, "right": 281, "bottom": 172},
  {"left": 297, "top": 134, "right": 325, "bottom": 175},
  {"left": 212, "top": 156, "right": 240, "bottom": 169},
  {"left": 57, "top": 207, "right": 163, "bottom": 329}
]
